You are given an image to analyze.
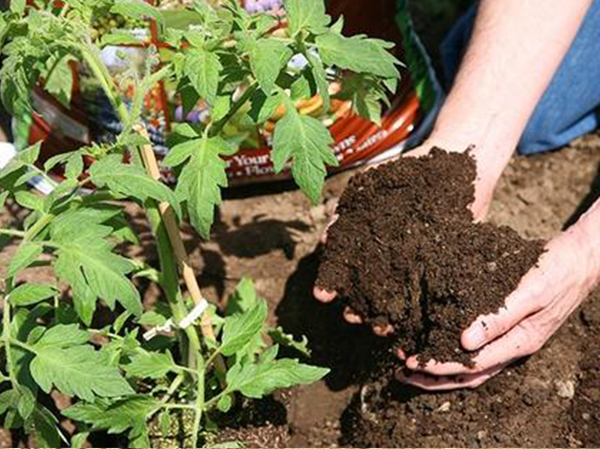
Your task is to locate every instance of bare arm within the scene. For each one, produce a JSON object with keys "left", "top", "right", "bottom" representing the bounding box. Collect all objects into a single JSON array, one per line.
[{"left": 422, "top": 0, "right": 594, "bottom": 217}]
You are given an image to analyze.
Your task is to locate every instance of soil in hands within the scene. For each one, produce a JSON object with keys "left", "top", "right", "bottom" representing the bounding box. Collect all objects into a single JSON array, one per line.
[{"left": 317, "top": 148, "right": 546, "bottom": 365}]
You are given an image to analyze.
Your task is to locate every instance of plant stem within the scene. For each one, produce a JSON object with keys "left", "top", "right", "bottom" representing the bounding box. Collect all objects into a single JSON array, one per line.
[
  {"left": 209, "top": 82, "right": 259, "bottom": 137},
  {"left": 135, "top": 126, "right": 227, "bottom": 379},
  {"left": 0, "top": 229, "right": 26, "bottom": 238},
  {"left": 2, "top": 293, "right": 18, "bottom": 388},
  {"left": 203, "top": 389, "right": 229, "bottom": 411},
  {"left": 25, "top": 213, "right": 55, "bottom": 241},
  {"left": 190, "top": 356, "right": 206, "bottom": 449}
]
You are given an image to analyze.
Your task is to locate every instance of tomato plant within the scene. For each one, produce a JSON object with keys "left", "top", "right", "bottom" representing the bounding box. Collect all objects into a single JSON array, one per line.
[{"left": 0, "top": 0, "right": 400, "bottom": 446}]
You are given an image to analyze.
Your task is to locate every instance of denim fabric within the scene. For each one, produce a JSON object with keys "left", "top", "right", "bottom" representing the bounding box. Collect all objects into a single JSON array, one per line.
[{"left": 439, "top": 0, "right": 600, "bottom": 154}]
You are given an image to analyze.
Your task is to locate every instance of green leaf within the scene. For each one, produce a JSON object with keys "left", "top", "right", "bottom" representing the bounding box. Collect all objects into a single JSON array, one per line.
[
  {"left": 185, "top": 49, "right": 222, "bottom": 104},
  {"left": 158, "top": 410, "right": 171, "bottom": 436},
  {"left": 268, "top": 327, "right": 311, "bottom": 357},
  {"left": 71, "top": 432, "right": 90, "bottom": 449},
  {"left": 101, "top": 30, "right": 142, "bottom": 46},
  {"left": 35, "top": 324, "right": 90, "bottom": 349},
  {"left": 226, "top": 277, "right": 258, "bottom": 315},
  {"left": 248, "top": 39, "right": 293, "bottom": 95},
  {"left": 125, "top": 352, "right": 176, "bottom": 379},
  {"left": 45, "top": 55, "right": 74, "bottom": 108},
  {"left": 217, "top": 394, "right": 232, "bottom": 413},
  {"left": 64, "top": 396, "right": 161, "bottom": 436},
  {"left": 226, "top": 352, "right": 329, "bottom": 399},
  {"left": 285, "top": 0, "right": 331, "bottom": 36},
  {"left": 220, "top": 299, "right": 267, "bottom": 357},
  {"left": 139, "top": 311, "right": 167, "bottom": 327},
  {"left": 51, "top": 212, "right": 142, "bottom": 323},
  {"left": 9, "top": 283, "right": 58, "bottom": 307},
  {"left": 316, "top": 32, "right": 401, "bottom": 78},
  {"left": 111, "top": 0, "right": 163, "bottom": 25},
  {"left": 14, "top": 191, "right": 43, "bottom": 211},
  {"left": 0, "top": 191, "right": 9, "bottom": 210},
  {"left": 211, "top": 95, "right": 230, "bottom": 122},
  {"left": 8, "top": 243, "right": 43, "bottom": 277},
  {"left": 272, "top": 100, "right": 337, "bottom": 203},
  {"left": 304, "top": 50, "right": 330, "bottom": 112},
  {"left": 30, "top": 345, "right": 134, "bottom": 401},
  {"left": 10, "top": 0, "right": 26, "bottom": 15},
  {"left": 32, "top": 405, "right": 65, "bottom": 448},
  {"left": 248, "top": 90, "right": 281, "bottom": 124},
  {"left": 162, "top": 139, "right": 197, "bottom": 168},
  {"left": 90, "top": 155, "right": 181, "bottom": 218},
  {"left": 175, "top": 136, "right": 228, "bottom": 239}
]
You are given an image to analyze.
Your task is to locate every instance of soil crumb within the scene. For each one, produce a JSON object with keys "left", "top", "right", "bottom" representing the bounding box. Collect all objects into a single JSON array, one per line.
[{"left": 317, "top": 148, "right": 545, "bottom": 365}]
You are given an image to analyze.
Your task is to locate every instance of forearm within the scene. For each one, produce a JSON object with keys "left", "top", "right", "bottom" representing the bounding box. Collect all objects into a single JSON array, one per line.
[{"left": 428, "top": 0, "right": 593, "bottom": 177}]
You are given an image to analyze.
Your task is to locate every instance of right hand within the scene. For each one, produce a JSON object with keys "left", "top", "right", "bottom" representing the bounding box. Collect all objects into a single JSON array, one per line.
[{"left": 313, "top": 140, "right": 505, "bottom": 338}]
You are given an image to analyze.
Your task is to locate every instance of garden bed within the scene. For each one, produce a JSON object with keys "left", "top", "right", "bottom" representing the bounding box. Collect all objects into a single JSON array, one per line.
[{"left": 2, "top": 135, "right": 600, "bottom": 448}]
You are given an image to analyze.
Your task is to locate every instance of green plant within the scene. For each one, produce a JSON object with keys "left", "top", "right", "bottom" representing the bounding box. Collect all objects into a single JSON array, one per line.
[{"left": 0, "top": 0, "right": 400, "bottom": 446}]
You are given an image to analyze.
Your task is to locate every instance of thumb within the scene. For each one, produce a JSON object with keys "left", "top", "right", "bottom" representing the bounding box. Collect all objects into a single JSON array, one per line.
[{"left": 462, "top": 287, "right": 542, "bottom": 351}]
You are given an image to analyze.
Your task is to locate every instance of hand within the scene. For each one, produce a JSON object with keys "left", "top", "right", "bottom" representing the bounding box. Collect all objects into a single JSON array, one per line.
[
  {"left": 313, "top": 140, "right": 502, "bottom": 334},
  {"left": 398, "top": 225, "right": 600, "bottom": 390}
]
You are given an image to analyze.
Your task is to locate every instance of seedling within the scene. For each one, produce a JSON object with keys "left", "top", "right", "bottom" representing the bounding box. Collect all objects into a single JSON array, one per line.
[{"left": 0, "top": 0, "right": 400, "bottom": 446}]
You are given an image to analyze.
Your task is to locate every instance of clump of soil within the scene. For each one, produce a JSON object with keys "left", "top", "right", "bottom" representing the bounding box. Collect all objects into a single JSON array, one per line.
[{"left": 317, "top": 148, "right": 545, "bottom": 365}]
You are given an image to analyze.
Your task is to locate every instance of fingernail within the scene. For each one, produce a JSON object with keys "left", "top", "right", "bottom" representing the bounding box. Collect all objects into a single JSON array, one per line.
[{"left": 464, "top": 326, "right": 486, "bottom": 349}]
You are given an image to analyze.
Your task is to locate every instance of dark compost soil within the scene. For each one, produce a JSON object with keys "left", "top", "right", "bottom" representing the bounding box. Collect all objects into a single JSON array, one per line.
[{"left": 317, "top": 149, "right": 545, "bottom": 365}]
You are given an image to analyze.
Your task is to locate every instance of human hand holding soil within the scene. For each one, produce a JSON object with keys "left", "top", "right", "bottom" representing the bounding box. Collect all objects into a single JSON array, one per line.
[{"left": 399, "top": 220, "right": 600, "bottom": 390}]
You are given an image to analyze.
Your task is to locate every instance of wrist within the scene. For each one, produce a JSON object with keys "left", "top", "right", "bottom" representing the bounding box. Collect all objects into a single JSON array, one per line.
[{"left": 564, "top": 201, "right": 600, "bottom": 285}]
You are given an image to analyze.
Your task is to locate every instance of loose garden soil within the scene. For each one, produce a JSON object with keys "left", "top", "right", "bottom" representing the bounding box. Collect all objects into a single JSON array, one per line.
[{"left": 316, "top": 148, "right": 546, "bottom": 365}]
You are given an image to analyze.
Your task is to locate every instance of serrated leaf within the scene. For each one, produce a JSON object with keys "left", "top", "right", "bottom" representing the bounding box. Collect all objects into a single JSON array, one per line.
[
  {"left": 14, "top": 190, "right": 43, "bottom": 211},
  {"left": 220, "top": 299, "right": 267, "bottom": 357},
  {"left": 90, "top": 155, "right": 181, "bottom": 218},
  {"left": 211, "top": 95, "right": 230, "bottom": 122},
  {"left": 285, "top": 0, "right": 331, "bottom": 36},
  {"left": 10, "top": 0, "right": 26, "bottom": 15},
  {"left": 272, "top": 101, "right": 337, "bottom": 203},
  {"left": 226, "top": 356, "right": 329, "bottom": 399},
  {"left": 175, "top": 136, "right": 228, "bottom": 239},
  {"left": 316, "top": 32, "right": 401, "bottom": 78},
  {"left": 268, "top": 327, "right": 311, "bottom": 357},
  {"left": 30, "top": 345, "right": 134, "bottom": 401},
  {"left": 9, "top": 283, "right": 58, "bottom": 307},
  {"left": 304, "top": 50, "right": 330, "bottom": 112},
  {"left": 158, "top": 410, "right": 171, "bottom": 435},
  {"left": 45, "top": 55, "right": 74, "bottom": 108},
  {"left": 64, "top": 396, "right": 161, "bottom": 436},
  {"left": 51, "top": 213, "right": 142, "bottom": 323},
  {"left": 185, "top": 49, "right": 222, "bottom": 104},
  {"left": 35, "top": 324, "right": 90, "bottom": 349},
  {"left": 8, "top": 243, "right": 43, "bottom": 277},
  {"left": 226, "top": 277, "right": 258, "bottom": 315},
  {"left": 162, "top": 139, "right": 197, "bottom": 168},
  {"left": 248, "top": 39, "right": 293, "bottom": 95},
  {"left": 125, "top": 352, "right": 176, "bottom": 379}
]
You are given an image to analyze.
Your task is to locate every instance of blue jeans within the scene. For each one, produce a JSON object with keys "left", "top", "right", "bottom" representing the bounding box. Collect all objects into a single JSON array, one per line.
[{"left": 440, "top": 0, "right": 600, "bottom": 154}]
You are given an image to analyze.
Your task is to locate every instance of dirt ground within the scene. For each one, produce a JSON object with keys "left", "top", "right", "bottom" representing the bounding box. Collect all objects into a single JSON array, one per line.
[{"left": 2, "top": 135, "right": 600, "bottom": 448}]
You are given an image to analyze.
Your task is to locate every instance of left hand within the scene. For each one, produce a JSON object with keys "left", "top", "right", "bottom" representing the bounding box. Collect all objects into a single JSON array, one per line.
[{"left": 397, "top": 224, "right": 600, "bottom": 390}]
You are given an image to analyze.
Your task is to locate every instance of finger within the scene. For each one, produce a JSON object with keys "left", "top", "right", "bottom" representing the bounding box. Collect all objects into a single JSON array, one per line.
[
  {"left": 320, "top": 214, "right": 339, "bottom": 244},
  {"left": 462, "top": 282, "right": 544, "bottom": 351},
  {"left": 397, "top": 362, "right": 508, "bottom": 391},
  {"left": 396, "top": 348, "right": 406, "bottom": 360},
  {"left": 411, "top": 323, "right": 535, "bottom": 376},
  {"left": 343, "top": 306, "right": 363, "bottom": 324},
  {"left": 372, "top": 323, "right": 394, "bottom": 337},
  {"left": 313, "top": 286, "right": 337, "bottom": 303}
]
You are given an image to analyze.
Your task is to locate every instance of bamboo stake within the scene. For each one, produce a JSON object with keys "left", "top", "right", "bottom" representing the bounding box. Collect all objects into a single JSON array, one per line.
[{"left": 135, "top": 126, "right": 226, "bottom": 376}]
